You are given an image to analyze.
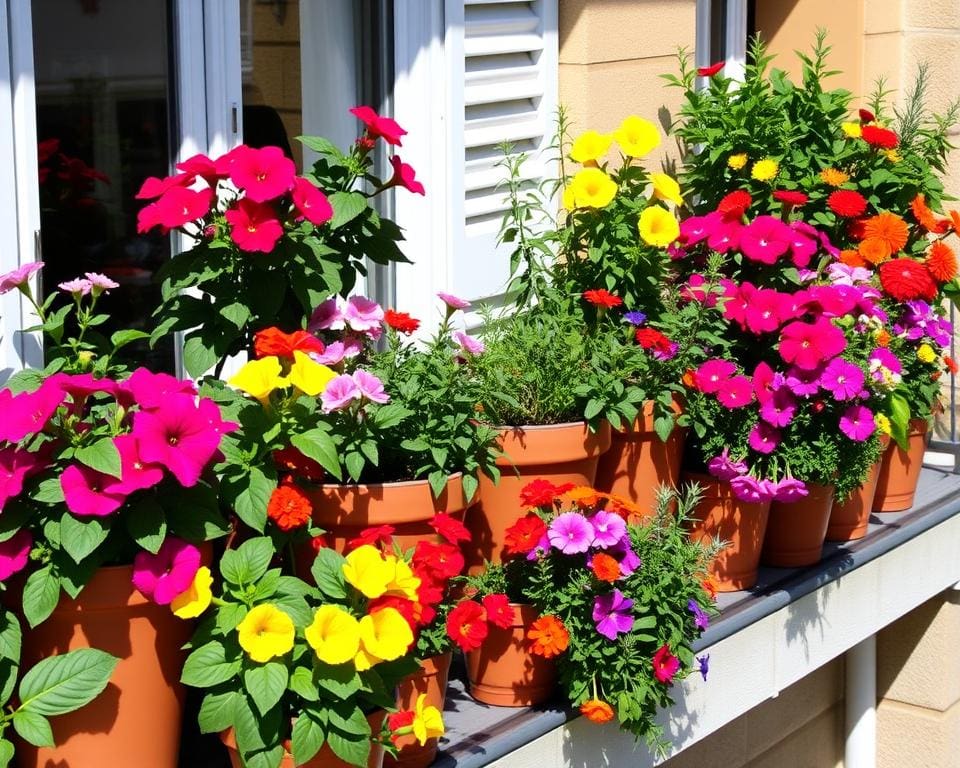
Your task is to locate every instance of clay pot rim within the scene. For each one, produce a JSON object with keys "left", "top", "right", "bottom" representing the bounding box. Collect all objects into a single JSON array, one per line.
[
  {"left": 491, "top": 420, "right": 599, "bottom": 432},
  {"left": 311, "top": 472, "right": 463, "bottom": 494}
]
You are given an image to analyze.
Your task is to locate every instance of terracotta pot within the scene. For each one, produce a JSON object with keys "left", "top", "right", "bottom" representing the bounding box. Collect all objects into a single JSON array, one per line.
[
  {"left": 383, "top": 653, "right": 453, "bottom": 768},
  {"left": 304, "top": 474, "right": 469, "bottom": 554},
  {"left": 465, "top": 422, "right": 612, "bottom": 572},
  {"left": 465, "top": 603, "right": 556, "bottom": 707},
  {"left": 683, "top": 473, "right": 771, "bottom": 592},
  {"left": 594, "top": 400, "right": 685, "bottom": 522},
  {"left": 826, "top": 436, "right": 891, "bottom": 541},
  {"left": 15, "top": 563, "right": 194, "bottom": 768},
  {"left": 873, "top": 420, "right": 930, "bottom": 512},
  {"left": 221, "top": 711, "right": 386, "bottom": 768},
  {"left": 762, "top": 483, "right": 836, "bottom": 568}
]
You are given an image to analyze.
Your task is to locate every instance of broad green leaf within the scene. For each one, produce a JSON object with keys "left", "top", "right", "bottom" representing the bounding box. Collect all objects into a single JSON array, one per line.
[
  {"left": 290, "top": 430, "right": 341, "bottom": 481},
  {"left": 311, "top": 549, "right": 346, "bottom": 600},
  {"left": 181, "top": 641, "right": 242, "bottom": 687},
  {"left": 12, "top": 710, "right": 52, "bottom": 747},
  {"left": 313, "top": 661, "right": 361, "bottom": 699},
  {"left": 288, "top": 666, "right": 319, "bottom": 702},
  {"left": 244, "top": 662, "right": 288, "bottom": 716},
  {"left": 0, "top": 738, "right": 13, "bottom": 767},
  {"left": 166, "top": 484, "right": 230, "bottom": 541},
  {"left": 30, "top": 478, "right": 64, "bottom": 505},
  {"left": 60, "top": 513, "right": 111, "bottom": 565},
  {"left": 22, "top": 566, "right": 61, "bottom": 628},
  {"left": 183, "top": 335, "right": 217, "bottom": 378},
  {"left": 234, "top": 467, "right": 275, "bottom": 532},
  {"left": 888, "top": 392, "right": 911, "bottom": 452},
  {"left": 328, "top": 191, "right": 368, "bottom": 230},
  {"left": 198, "top": 690, "right": 238, "bottom": 734},
  {"left": 296, "top": 135, "right": 343, "bottom": 159},
  {"left": 328, "top": 704, "right": 370, "bottom": 737},
  {"left": 124, "top": 496, "right": 167, "bottom": 554},
  {"left": 327, "top": 730, "right": 370, "bottom": 766},
  {"left": 74, "top": 438, "right": 121, "bottom": 479},
  {"left": 291, "top": 711, "right": 326, "bottom": 765},
  {"left": 0, "top": 610, "right": 21, "bottom": 664},
  {"left": 109, "top": 329, "right": 149, "bottom": 350},
  {"left": 0, "top": 659, "right": 18, "bottom": 707},
  {"left": 18, "top": 648, "right": 118, "bottom": 717},
  {"left": 221, "top": 537, "right": 274, "bottom": 587}
]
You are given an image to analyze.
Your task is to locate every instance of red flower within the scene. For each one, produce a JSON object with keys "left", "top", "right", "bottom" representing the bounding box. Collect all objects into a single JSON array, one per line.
[
  {"left": 519, "top": 479, "right": 575, "bottom": 508},
  {"left": 272, "top": 445, "right": 326, "bottom": 482},
  {"left": 137, "top": 187, "right": 214, "bottom": 234},
  {"left": 266, "top": 481, "right": 313, "bottom": 532},
  {"left": 310, "top": 534, "right": 330, "bottom": 552},
  {"left": 878, "top": 258, "right": 938, "bottom": 301},
  {"left": 384, "top": 309, "right": 420, "bottom": 335},
  {"left": 346, "top": 524, "right": 396, "bottom": 552},
  {"left": 772, "top": 190, "right": 808, "bottom": 207},
  {"left": 253, "top": 327, "right": 324, "bottom": 359},
  {"left": 429, "top": 512, "right": 471, "bottom": 544},
  {"left": 858, "top": 108, "right": 875, "bottom": 123},
  {"left": 414, "top": 568, "right": 445, "bottom": 607},
  {"left": 387, "top": 155, "right": 425, "bottom": 195},
  {"left": 387, "top": 710, "right": 415, "bottom": 745},
  {"left": 446, "top": 600, "right": 488, "bottom": 652},
  {"left": 482, "top": 594, "right": 515, "bottom": 629},
  {"left": 828, "top": 189, "right": 868, "bottom": 218},
  {"left": 135, "top": 172, "right": 193, "bottom": 200},
  {"left": 291, "top": 177, "right": 333, "bottom": 226},
  {"left": 652, "top": 644, "right": 680, "bottom": 684},
  {"left": 697, "top": 61, "right": 725, "bottom": 77},
  {"left": 591, "top": 553, "right": 621, "bottom": 583},
  {"left": 412, "top": 540, "right": 464, "bottom": 580},
  {"left": 717, "top": 190, "right": 751, "bottom": 220},
  {"left": 224, "top": 198, "right": 284, "bottom": 253},
  {"left": 350, "top": 106, "right": 408, "bottom": 147},
  {"left": 504, "top": 514, "right": 548, "bottom": 555},
  {"left": 861, "top": 125, "right": 899, "bottom": 149},
  {"left": 945, "top": 356, "right": 959, "bottom": 375},
  {"left": 582, "top": 289, "right": 623, "bottom": 309},
  {"left": 228, "top": 145, "right": 296, "bottom": 202},
  {"left": 847, "top": 218, "right": 868, "bottom": 241},
  {"left": 635, "top": 328, "right": 673, "bottom": 355}
]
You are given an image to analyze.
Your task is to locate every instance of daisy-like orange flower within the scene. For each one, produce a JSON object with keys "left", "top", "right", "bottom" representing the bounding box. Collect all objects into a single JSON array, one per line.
[
  {"left": 681, "top": 369, "right": 696, "bottom": 388},
  {"left": 839, "top": 249, "right": 868, "bottom": 268},
  {"left": 875, "top": 329, "right": 891, "bottom": 347},
  {"left": 949, "top": 210, "right": 960, "bottom": 236},
  {"left": 701, "top": 576, "right": 719, "bottom": 600},
  {"left": 591, "top": 553, "right": 621, "bottom": 583},
  {"left": 863, "top": 212, "right": 909, "bottom": 254},
  {"left": 605, "top": 493, "right": 642, "bottom": 522},
  {"left": 858, "top": 237, "right": 892, "bottom": 265},
  {"left": 565, "top": 486, "right": 605, "bottom": 507},
  {"left": 910, "top": 194, "right": 950, "bottom": 234},
  {"left": 527, "top": 615, "right": 570, "bottom": 658},
  {"left": 580, "top": 699, "right": 615, "bottom": 724},
  {"left": 927, "top": 240, "right": 958, "bottom": 284},
  {"left": 820, "top": 168, "right": 849, "bottom": 187}
]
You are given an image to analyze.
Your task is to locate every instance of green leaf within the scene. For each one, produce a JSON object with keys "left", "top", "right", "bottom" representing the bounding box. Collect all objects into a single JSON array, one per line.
[
  {"left": 124, "top": 496, "right": 167, "bottom": 554},
  {"left": 181, "top": 641, "right": 242, "bottom": 687},
  {"left": 371, "top": 404, "right": 411, "bottom": 430},
  {"left": 329, "top": 704, "right": 370, "bottom": 737},
  {"left": 165, "top": 484, "right": 230, "bottom": 541},
  {"left": 60, "top": 513, "right": 111, "bottom": 565},
  {"left": 22, "top": 566, "right": 61, "bottom": 628},
  {"left": 314, "top": 661, "right": 361, "bottom": 699},
  {"left": 220, "top": 302, "right": 251, "bottom": 331},
  {"left": 297, "top": 135, "right": 344, "bottom": 159},
  {"left": 221, "top": 537, "right": 275, "bottom": 587},
  {"left": 74, "top": 438, "right": 122, "bottom": 479},
  {"left": 109, "top": 329, "right": 150, "bottom": 350},
  {"left": 31, "top": 478, "right": 64, "bottom": 504},
  {"left": 0, "top": 659, "right": 17, "bottom": 707},
  {"left": 0, "top": 610, "right": 21, "bottom": 665},
  {"left": 18, "top": 648, "right": 118, "bottom": 717},
  {"left": 327, "top": 730, "right": 370, "bottom": 766},
  {"left": 234, "top": 467, "right": 275, "bottom": 533},
  {"left": 344, "top": 451, "right": 365, "bottom": 482},
  {"left": 291, "top": 430, "right": 342, "bottom": 481},
  {"left": 215, "top": 602, "right": 249, "bottom": 634},
  {"left": 198, "top": 690, "right": 238, "bottom": 734},
  {"left": 311, "top": 549, "right": 347, "bottom": 600},
  {"left": 288, "top": 666, "right": 319, "bottom": 702},
  {"left": 183, "top": 335, "right": 217, "bottom": 378},
  {"left": 0, "top": 738, "right": 14, "bottom": 768},
  {"left": 12, "top": 710, "right": 53, "bottom": 747},
  {"left": 889, "top": 392, "right": 911, "bottom": 452},
  {"left": 291, "top": 711, "right": 326, "bottom": 765},
  {"left": 244, "top": 662, "right": 288, "bottom": 716},
  {"left": 328, "top": 191, "right": 368, "bottom": 229},
  {"left": 653, "top": 415, "right": 675, "bottom": 443}
]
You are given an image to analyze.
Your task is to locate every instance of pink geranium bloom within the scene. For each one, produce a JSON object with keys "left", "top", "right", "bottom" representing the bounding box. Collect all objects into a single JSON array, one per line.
[
  {"left": 748, "top": 422, "right": 781, "bottom": 454},
  {"left": 679, "top": 214, "right": 711, "bottom": 246},
  {"left": 350, "top": 106, "right": 407, "bottom": 146},
  {"left": 225, "top": 198, "right": 284, "bottom": 253},
  {"left": 353, "top": 370, "right": 390, "bottom": 404},
  {"left": 228, "top": 145, "right": 295, "bottom": 202},
  {"left": 104, "top": 435, "right": 164, "bottom": 495},
  {"left": 151, "top": 187, "right": 214, "bottom": 231},
  {"left": 730, "top": 475, "right": 775, "bottom": 503},
  {"left": 58, "top": 278, "right": 93, "bottom": 296},
  {"left": 135, "top": 172, "right": 193, "bottom": 200},
  {"left": 308, "top": 298, "right": 346, "bottom": 332},
  {"left": 321, "top": 375, "right": 362, "bottom": 413},
  {"left": 312, "top": 340, "right": 348, "bottom": 366},
  {"left": 344, "top": 296, "right": 385, "bottom": 335},
  {"left": 0, "top": 262, "right": 43, "bottom": 295},
  {"left": 779, "top": 318, "right": 846, "bottom": 370},
  {"left": 291, "top": 177, "right": 333, "bottom": 226},
  {"left": 132, "top": 537, "right": 201, "bottom": 605},
  {"left": 119, "top": 368, "right": 196, "bottom": 410},
  {"left": 716, "top": 376, "right": 754, "bottom": 409},
  {"left": 744, "top": 288, "right": 787, "bottom": 334},
  {"left": 740, "top": 216, "right": 792, "bottom": 264},
  {"left": 132, "top": 394, "right": 226, "bottom": 487},
  {"left": 0, "top": 530, "right": 31, "bottom": 581},
  {"left": 840, "top": 405, "right": 876, "bottom": 441},
  {"left": 784, "top": 365, "right": 822, "bottom": 397},
  {"left": 819, "top": 358, "right": 864, "bottom": 401},
  {"left": 720, "top": 280, "right": 750, "bottom": 326},
  {"left": 759, "top": 387, "right": 797, "bottom": 427},
  {"left": 2, "top": 384, "right": 65, "bottom": 444},
  {"left": 61, "top": 464, "right": 127, "bottom": 517},
  {"left": 387, "top": 156, "right": 425, "bottom": 195},
  {"left": 0, "top": 446, "right": 45, "bottom": 509},
  {"left": 694, "top": 359, "right": 736, "bottom": 394},
  {"left": 437, "top": 292, "right": 471, "bottom": 310},
  {"left": 771, "top": 477, "right": 809, "bottom": 503},
  {"left": 453, "top": 331, "right": 485, "bottom": 356},
  {"left": 827, "top": 263, "right": 873, "bottom": 286}
]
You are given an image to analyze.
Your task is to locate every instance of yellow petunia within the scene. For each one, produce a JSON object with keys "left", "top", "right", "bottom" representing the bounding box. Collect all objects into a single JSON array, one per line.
[
  {"left": 613, "top": 115, "right": 661, "bottom": 158},
  {"left": 287, "top": 350, "right": 336, "bottom": 397},
  {"left": 384, "top": 556, "right": 421, "bottom": 600},
  {"left": 305, "top": 604, "right": 361, "bottom": 665},
  {"left": 650, "top": 173, "right": 683, "bottom": 206},
  {"left": 751, "top": 158, "right": 779, "bottom": 182},
  {"left": 228, "top": 357, "right": 286, "bottom": 401},
  {"left": 918, "top": 344, "right": 937, "bottom": 364},
  {"left": 171, "top": 566, "right": 213, "bottom": 619},
  {"left": 638, "top": 205, "right": 680, "bottom": 248},
  {"left": 412, "top": 693, "right": 445, "bottom": 746},
  {"left": 820, "top": 168, "right": 849, "bottom": 187},
  {"left": 564, "top": 168, "right": 617, "bottom": 209},
  {"left": 727, "top": 153, "right": 748, "bottom": 170},
  {"left": 569, "top": 130, "right": 613, "bottom": 164},
  {"left": 841, "top": 122, "right": 862, "bottom": 138},
  {"left": 353, "top": 607, "right": 414, "bottom": 671},
  {"left": 342, "top": 545, "right": 395, "bottom": 599},
  {"left": 875, "top": 413, "right": 892, "bottom": 435},
  {"left": 237, "top": 604, "right": 295, "bottom": 663}
]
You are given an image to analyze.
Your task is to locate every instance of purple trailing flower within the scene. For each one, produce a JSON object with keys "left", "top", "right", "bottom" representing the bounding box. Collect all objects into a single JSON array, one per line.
[
  {"left": 607, "top": 539, "right": 641, "bottom": 576},
  {"left": 839, "top": 405, "right": 876, "bottom": 441},
  {"left": 688, "top": 599, "right": 709, "bottom": 631},
  {"left": 589, "top": 510, "right": 627, "bottom": 549},
  {"left": 623, "top": 310, "right": 647, "bottom": 326},
  {"left": 730, "top": 475, "right": 775, "bottom": 503},
  {"left": 320, "top": 374, "right": 361, "bottom": 413},
  {"left": 784, "top": 365, "right": 822, "bottom": 397},
  {"left": 759, "top": 387, "right": 797, "bottom": 427},
  {"left": 748, "top": 422, "right": 781, "bottom": 455},
  {"left": 897, "top": 300, "right": 953, "bottom": 347},
  {"left": 819, "top": 358, "right": 864, "bottom": 401},
  {"left": 547, "top": 512, "right": 594, "bottom": 555},
  {"left": 771, "top": 476, "right": 809, "bottom": 503},
  {"left": 592, "top": 589, "right": 634, "bottom": 640},
  {"left": 707, "top": 448, "right": 748, "bottom": 482},
  {"left": 697, "top": 654, "right": 710, "bottom": 681},
  {"left": 526, "top": 530, "right": 552, "bottom": 562}
]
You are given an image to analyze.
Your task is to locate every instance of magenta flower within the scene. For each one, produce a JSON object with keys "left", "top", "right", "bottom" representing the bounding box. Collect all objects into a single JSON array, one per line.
[
  {"left": 589, "top": 510, "right": 627, "bottom": 549},
  {"left": 707, "top": 448, "right": 748, "bottom": 481},
  {"left": 784, "top": 365, "right": 822, "bottom": 397},
  {"left": 437, "top": 292, "right": 470, "bottom": 311},
  {"left": 759, "top": 387, "right": 797, "bottom": 427},
  {"left": 688, "top": 599, "right": 709, "bottom": 630},
  {"left": 132, "top": 537, "right": 202, "bottom": 605},
  {"left": 344, "top": 296, "right": 384, "bottom": 337},
  {"left": 119, "top": 368, "right": 196, "bottom": 410},
  {"left": 819, "top": 358, "right": 865, "bottom": 401},
  {"left": 869, "top": 348, "right": 902, "bottom": 378},
  {"left": 61, "top": 464, "right": 127, "bottom": 517},
  {"left": 779, "top": 318, "right": 846, "bottom": 370},
  {"left": 84, "top": 272, "right": 119, "bottom": 291},
  {"left": 2, "top": 384, "right": 65, "bottom": 444},
  {"left": 321, "top": 374, "right": 362, "bottom": 413},
  {"left": 0, "top": 530, "right": 32, "bottom": 581},
  {"left": 58, "top": 278, "right": 93, "bottom": 296},
  {"left": 705, "top": 213, "right": 743, "bottom": 253},
  {"left": 132, "top": 394, "right": 225, "bottom": 487},
  {"left": 748, "top": 422, "right": 781, "bottom": 454},
  {"left": 787, "top": 229, "right": 817, "bottom": 268},
  {"left": 104, "top": 435, "right": 164, "bottom": 495},
  {"left": 771, "top": 477, "right": 809, "bottom": 502},
  {"left": 805, "top": 285, "right": 857, "bottom": 318},
  {"left": 608, "top": 539, "right": 641, "bottom": 576},
  {"left": 308, "top": 298, "right": 346, "bottom": 332},
  {"left": 291, "top": 177, "right": 333, "bottom": 226},
  {"left": 228, "top": 145, "right": 295, "bottom": 202},
  {"left": 453, "top": 331, "right": 485, "bottom": 356},
  {"left": 592, "top": 589, "right": 634, "bottom": 640},
  {"left": 0, "top": 262, "right": 43, "bottom": 295},
  {"left": 840, "top": 405, "right": 876, "bottom": 441},
  {"left": 716, "top": 376, "right": 755, "bottom": 409},
  {"left": 743, "top": 289, "right": 787, "bottom": 334},
  {"left": 224, "top": 199, "right": 283, "bottom": 253},
  {"left": 679, "top": 214, "right": 711, "bottom": 245},
  {"left": 730, "top": 475, "right": 775, "bottom": 503},
  {"left": 740, "top": 216, "right": 792, "bottom": 264},
  {"left": 547, "top": 512, "right": 594, "bottom": 555},
  {"left": 680, "top": 274, "right": 717, "bottom": 307},
  {"left": 752, "top": 361, "right": 776, "bottom": 404},
  {"left": 721, "top": 280, "right": 749, "bottom": 326},
  {"left": 0, "top": 446, "right": 45, "bottom": 508},
  {"left": 387, "top": 155, "right": 426, "bottom": 195},
  {"left": 352, "top": 369, "right": 390, "bottom": 404},
  {"left": 694, "top": 359, "right": 736, "bottom": 393}
]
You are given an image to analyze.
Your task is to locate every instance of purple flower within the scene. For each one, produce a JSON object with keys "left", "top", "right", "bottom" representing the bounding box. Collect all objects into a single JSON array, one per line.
[
  {"left": 697, "top": 654, "right": 710, "bottom": 681},
  {"left": 607, "top": 538, "right": 641, "bottom": 576},
  {"left": 771, "top": 476, "right": 809, "bottom": 502},
  {"left": 352, "top": 369, "right": 389, "bottom": 404},
  {"left": 688, "top": 599, "right": 709, "bottom": 630},
  {"left": 839, "top": 405, "right": 875, "bottom": 442},
  {"left": 730, "top": 475, "right": 774, "bottom": 503},
  {"left": 819, "top": 358, "right": 864, "bottom": 401},
  {"left": 592, "top": 589, "right": 634, "bottom": 640},
  {"left": 547, "top": 512, "right": 594, "bottom": 555},
  {"left": 707, "top": 448, "right": 748, "bottom": 482},
  {"left": 437, "top": 292, "right": 470, "bottom": 310},
  {"left": 344, "top": 296, "right": 384, "bottom": 336},
  {"left": 84, "top": 272, "right": 119, "bottom": 291},
  {"left": 869, "top": 348, "right": 902, "bottom": 380},
  {"left": 453, "top": 331, "right": 485, "bottom": 356},
  {"left": 59, "top": 278, "right": 93, "bottom": 296},
  {"left": 748, "top": 422, "right": 781, "bottom": 455},
  {"left": 526, "top": 530, "right": 552, "bottom": 562},
  {"left": 623, "top": 311, "right": 647, "bottom": 326},
  {"left": 784, "top": 365, "right": 822, "bottom": 397},
  {"left": 0, "top": 262, "right": 43, "bottom": 295},
  {"left": 308, "top": 297, "right": 346, "bottom": 331},
  {"left": 653, "top": 341, "right": 679, "bottom": 361},
  {"left": 827, "top": 263, "right": 873, "bottom": 286},
  {"left": 589, "top": 510, "right": 627, "bottom": 549},
  {"left": 759, "top": 387, "right": 797, "bottom": 427},
  {"left": 321, "top": 374, "right": 361, "bottom": 413},
  {"left": 312, "top": 340, "right": 348, "bottom": 366}
]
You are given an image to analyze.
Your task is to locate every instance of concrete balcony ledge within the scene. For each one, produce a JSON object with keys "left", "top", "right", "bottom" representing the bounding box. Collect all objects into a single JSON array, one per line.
[{"left": 434, "top": 466, "right": 960, "bottom": 768}]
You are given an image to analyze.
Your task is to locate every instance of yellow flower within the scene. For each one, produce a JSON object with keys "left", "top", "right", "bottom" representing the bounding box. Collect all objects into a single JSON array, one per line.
[
  {"left": 171, "top": 566, "right": 213, "bottom": 619},
  {"left": 564, "top": 168, "right": 617, "bottom": 209},
  {"left": 751, "top": 158, "right": 779, "bottom": 182},
  {"left": 918, "top": 344, "right": 937, "bottom": 364},
  {"left": 727, "top": 153, "right": 748, "bottom": 170},
  {"left": 820, "top": 168, "right": 849, "bottom": 187},
  {"left": 650, "top": 173, "right": 683, "bottom": 206},
  {"left": 613, "top": 115, "right": 661, "bottom": 158},
  {"left": 342, "top": 545, "right": 394, "bottom": 599},
  {"left": 884, "top": 149, "right": 902, "bottom": 163},
  {"left": 875, "top": 413, "right": 892, "bottom": 435},
  {"left": 384, "top": 556, "right": 421, "bottom": 600},
  {"left": 841, "top": 122, "right": 862, "bottom": 138},
  {"left": 77, "top": 350, "right": 95, "bottom": 367},
  {"left": 228, "top": 357, "right": 286, "bottom": 400},
  {"left": 287, "top": 350, "right": 336, "bottom": 396},
  {"left": 569, "top": 130, "right": 613, "bottom": 164},
  {"left": 353, "top": 607, "right": 414, "bottom": 671},
  {"left": 412, "top": 693, "right": 445, "bottom": 745},
  {"left": 237, "top": 604, "right": 295, "bottom": 663},
  {"left": 305, "top": 605, "right": 361, "bottom": 665},
  {"left": 638, "top": 205, "right": 680, "bottom": 248}
]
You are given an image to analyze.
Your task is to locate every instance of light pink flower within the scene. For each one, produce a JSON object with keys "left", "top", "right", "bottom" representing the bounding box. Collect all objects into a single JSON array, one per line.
[
  {"left": 84, "top": 272, "right": 119, "bottom": 291},
  {"left": 453, "top": 331, "right": 485, "bottom": 356},
  {"left": 352, "top": 369, "right": 389, "bottom": 404},
  {"left": 58, "top": 278, "right": 93, "bottom": 296},
  {"left": 61, "top": 464, "right": 127, "bottom": 517},
  {"left": 0, "top": 530, "right": 32, "bottom": 582},
  {"left": 132, "top": 537, "right": 201, "bottom": 605},
  {"left": 0, "top": 262, "right": 43, "bottom": 295},
  {"left": 437, "top": 292, "right": 470, "bottom": 310},
  {"left": 308, "top": 298, "right": 346, "bottom": 332},
  {"left": 103, "top": 435, "right": 164, "bottom": 495},
  {"left": 321, "top": 375, "right": 362, "bottom": 413},
  {"left": 344, "top": 296, "right": 385, "bottom": 335}
]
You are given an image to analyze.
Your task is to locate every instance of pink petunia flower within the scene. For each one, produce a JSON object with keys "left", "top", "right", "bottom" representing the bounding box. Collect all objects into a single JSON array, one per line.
[
  {"left": 142, "top": 187, "right": 214, "bottom": 233},
  {"left": 309, "top": 297, "right": 347, "bottom": 332},
  {"left": 1, "top": 383, "right": 65, "bottom": 444},
  {"left": 720, "top": 280, "right": 750, "bottom": 326},
  {"left": 352, "top": 369, "right": 390, "bottom": 404},
  {"left": 706, "top": 213, "right": 743, "bottom": 253},
  {"left": 0, "top": 262, "right": 43, "bottom": 295},
  {"left": 819, "top": 358, "right": 865, "bottom": 401},
  {"left": 759, "top": 387, "right": 797, "bottom": 427},
  {"left": 387, "top": 156, "right": 425, "bottom": 195},
  {"left": 827, "top": 263, "right": 873, "bottom": 286},
  {"left": 135, "top": 172, "right": 194, "bottom": 200},
  {"left": 176, "top": 153, "right": 221, "bottom": 185},
  {"left": 453, "top": 331, "right": 485, "bottom": 356},
  {"left": 707, "top": 448, "right": 748, "bottom": 481},
  {"left": 652, "top": 644, "right": 681, "bottom": 684},
  {"left": 787, "top": 228, "right": 818, "bottom": 268},
  {"left": 437, "top": 292, "right": 471, "bottom": 310},
  {"left": 680, "top": 274, "right": 718, "bottom": 307},
  {"left": 103, "top": 435, "right": 164, "bottom": 495},
  {"left": 771, "top": 477, "right": 809, "bottom": 503},
  {"left": 228, "top": 145, "right": 296, "bottom": 202},
  {"left": 119, "top": 368, "right": 197, "bottom": 411},
  {"left": 291, "top": 177, "right": 333, "bottom": 226},
  {"left": 752, "top": 361, "right": 777, "bottom": 404},
  {"left": 743, "top": 289, "right": 787, "bottom": 334},
  {"left": 224, "top": 198, "right": 284, "bottom": 253},
  {"left": 344, "top": 296, "right": 385, "bottom": 335},
  {"left": 869, "top": 348, "right": 902, "bottom": 381},
  {"left": 694, "top": 359, "right": 736, "bottom": 394},
  {"left": 784, "top": 365, "right": 823, "bottom": 397},
  {"left": 679, "top": 214, "right": 711, "bottom": 246},
  {"left": 84, "top": 272, "right": 119, "bottom": 291},
  {"left": 748, "top": 422, "right": 781, "bottom": 454},
  {"left": 547, "top": 512, "right": 594, "bottom": 555},
  {"left": 0, "top": 530, "right": 32, "bottom": 582},
  {"left": 716, "top": 376, "right": 754, "bottom": 409},
  {"left": 61, "top": 464, "right": 127, "bottom": 517},
  {"left": 58, "top": 278, "right": 93, "bottom": 296},
  {"left": 0, "top": 446, "right": 45, "bottom": 509},
  {"left": 321, "top": 375, "right": 362, "bottom": 413},
  {"left": 729, "top": 475, "right": 775, "bottom": 503},
  {"left": 839, "top": 405, "right": 876, "bottom": 441},
  {"left": 350, "top": 106, "right": 407, "bottom": 147},
  {"left": 740, "top": 216, "right": 792, "bottom": 264},
  {"left": 132, "top": 537, "right": 201, "bottom": 605},
  {"left": 779, "top": 318, "right": 846, "bottom": 370}
]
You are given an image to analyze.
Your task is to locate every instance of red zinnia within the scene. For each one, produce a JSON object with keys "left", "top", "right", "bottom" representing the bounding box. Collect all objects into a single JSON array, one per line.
[
  {"left": 861, "top": 125, "right": 899, "bottom": 149},
  {"left": 858, "top": 108, "right": 875, "bottom": 123},
  {"left": 697, "top": 61, "right": 725, "bottom": 77},
  {"left": 635, "top": 328, "right": 672, "bottom": 354},
  {"left": 412, "top": 540, "right": 464, "bottom": 580},
  {"left": 582, "top": 289, "right": 623, "bottom": 309},
  {"left": 828, "top": 189, "right": 868, "bottom": 218},
  {"left": 346, "top": 524, "right": 396, "bottom": 552},
  {"left": 772, "top": 190, "right": 808, "bottom": 207},
  {"left": 504, "top": 514, "right": 548, "bottom": 555},
  {"left": 253, "top": 327, "right": 324, "bottom": 359},
  {"left": 350, "top": 106, "right": 407, "bottom": 147},
  {"left": 265, "top": 482, "right": 313, "bottom": 532},
  {"left": 717, "top": 190, "right": 751, "bottom": 220},
  {"left": 429, "top": 512, "right": 471, "bottom": 544},
  {"left": 273, "top": 445, "right": 326, "bottom": 482},
  {"left": 519, "top": 479, "right": 575, "bottom": 508},
  {"left": 878, "top": 258, "right": 938, "bottom": 301},
  {"left": 446, "top": 600, "right": 488, "bottom": 652},
  {"left": 228, "top": 145, "right": 296, "bottom": 202},
  {"left": 482, "top": 594, "right": 515, "bottom": 629},
  {"left": 384, "top": 309, "right": 421, "bottom": 335},
  {"left": 224, "top": 198, "right": 284, "bottom": 253}
]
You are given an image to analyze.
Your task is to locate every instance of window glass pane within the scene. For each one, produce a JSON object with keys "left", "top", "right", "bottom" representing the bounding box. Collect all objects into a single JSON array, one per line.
[{"left": 32, "top": 0, "right": 175, "bottom": 371}]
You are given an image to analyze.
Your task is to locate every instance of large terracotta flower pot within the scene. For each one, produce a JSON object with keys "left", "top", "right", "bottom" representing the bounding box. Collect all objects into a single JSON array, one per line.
[
  {"left": 762, "top": 483, "right": 836, "bottom": 568},
  {"left": 465, "top": 603, "right": 556, "bottom": 707},
  {"left": 16, "top": 563, "right": 193, "bottom": 768},
  {"left": 873, "top": 420, "right": 930, "bottom": 513},
  {"left": 826, "top": 436, "right": 890, "bottom": 541},
  {"left": 220, "top": 711, "right": 386, "bottom": 768},
  {"left": 594, "top": 400, "right": 685, "bottom": 522},
  {"left": 464, "top": 422, "right": 612, "bottom": 572},
  {"left": 305, "top": 474, "right": 469, "bottom": 554},
  {"left": 383, "top": 652, "right": 453, "bottom": 768}
]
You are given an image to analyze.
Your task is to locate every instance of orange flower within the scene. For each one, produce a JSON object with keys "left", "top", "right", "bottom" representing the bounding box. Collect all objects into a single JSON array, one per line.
[
  {"left": 838, "top": 249, "right": 868, "bottom": 268},
  {"left": 605, "top": 493, "right": 642, "bottom": 523},
  {"left": 910, "top": 194, "right": 950, "bottom": 234},
  {"left": 858, "top": 237, "right": 892, "bottom": 265},
  {"left": 863, "top": 212, "right": 908, "bottom": 254},
  {"left": 701, "top": 576, "right": 718, "bottom": 600},
  {"left": 820, "top": 168, "right": 849, "bottom": 187},
  {"left": 591, "top": 553, "right": 621, "bottom": 583},
  {"left": 565, "top": 486, "right": 605, "bottom": 507},
  {"left": 945, "top": 356, "right": 958, "bottom": 375},
  {"left": 266, "top": 482, "right": 314, "bottom": 531},
  {"left": 681, "top": 369, "right": 696, "bottom": 388},
  {"left": 926, "top": 240, "right": 958, "bottom": 283},
  {"left": 527, "top": 615, "right": 570, "bottom": 658},
  {"left": 949, "top": 210, "right": 960, "bottom": 236},
  {"left": 875, "top": 329, "right": 891, "bottom": 347},
  {"left": 580, "top": 699, "right": 615, "bottom": 724}
]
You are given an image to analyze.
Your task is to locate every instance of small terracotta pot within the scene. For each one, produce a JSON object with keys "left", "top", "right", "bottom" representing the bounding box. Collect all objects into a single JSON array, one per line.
[
  {"left": 827, "top": 436, "right": 890, "bottom": 541},
  {"left": 221, "top": 711, "right": 386, "bottom": 768},
  {"left": 683, "top": 472, "right": 771, "bottom": 592},
  {"left": 465, "top": 603, "right": 556, "bottom": 707},
  {"left": 873, "top": 420, "right": 930, "bottom": 512},
  {"left": 464, "top": 422, "right": 612, "bottom": 572},
  {"left": 762, "top": 483, "right": 836, "bottom": 568},
  {"left": 594, "top": 400, "right": 685, "bottom": 523},
  {"left": 383, "top": 653, "right": 453, "bottom": 768},
  {"left": 15, "top": 562, "right": 194, "bottom": 768}
]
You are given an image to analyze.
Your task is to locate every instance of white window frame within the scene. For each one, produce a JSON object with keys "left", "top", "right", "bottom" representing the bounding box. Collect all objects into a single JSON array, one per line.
[{"left": 696, "top": 0, "right": 748, "bottom": 83}]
